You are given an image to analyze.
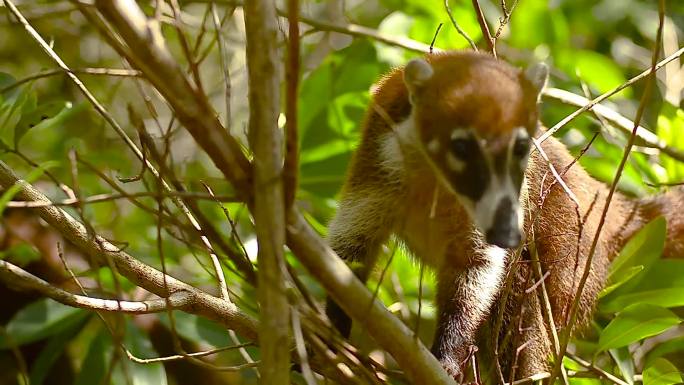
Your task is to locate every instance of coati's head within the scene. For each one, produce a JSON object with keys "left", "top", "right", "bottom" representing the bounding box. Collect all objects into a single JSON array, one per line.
[{"left": 403, "top": 52, "right": 548, "bottom": 249}]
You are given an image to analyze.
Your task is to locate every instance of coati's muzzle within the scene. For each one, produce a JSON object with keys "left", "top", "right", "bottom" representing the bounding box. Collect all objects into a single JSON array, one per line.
[{"left": 484, "top": 198, "right": 521, "bottom": 248}]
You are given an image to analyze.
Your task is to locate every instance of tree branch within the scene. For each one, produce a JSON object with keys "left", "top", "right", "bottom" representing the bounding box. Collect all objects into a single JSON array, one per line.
[
  {"left": 0, "top": 259, "right": 192, "bottom": 313},
  {"left": 0, "top": 160, "right": 259, "bottom": 342},
  {"left": 244, "top": 0, "right": 291, "bottom": 382},
  {"left": 286, "top": 210, "right": 457, "bottom": 385},
  {"left": 543, "top": 87, "right": 684, "bottom": 163}
]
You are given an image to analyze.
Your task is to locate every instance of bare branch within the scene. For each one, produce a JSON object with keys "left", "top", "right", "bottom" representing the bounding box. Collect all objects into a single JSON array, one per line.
[
  {"left": 244, "top": 0, "right": 291, "bottom": 381},
  {"left": 543, "top": 87, "right": 684, "bottom": 163},
  {"left": 284, "top": 0, "right": 300, "bottom": 209},
  {"left": 0, "top": 67, "right": 141, "bottom": 94},
  {"left": 5, "top": 191, "right": 238, "bottom": 208},
  {"left": 471, "top": 0, "right": 495, "bottom": 56},
  {"left": 539, "top": 45, "right": 684, "bottom": 143},
  {"left": 286, "top": 210, "right": 457, "bottom": 385},
  {"left": 0, "top": 160, "right": 260, "bottom": 342},
  {"left": 0, "top": 259, "right": 192, "bottom": 313}
]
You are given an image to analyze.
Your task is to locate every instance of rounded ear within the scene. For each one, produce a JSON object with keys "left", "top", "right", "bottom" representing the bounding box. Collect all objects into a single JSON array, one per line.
[
  {"left": 524, "top": 62, "right": 549, "bottom": 101},
  {"left": 404, "top": 58, "right": 434, "bottom": 101}
]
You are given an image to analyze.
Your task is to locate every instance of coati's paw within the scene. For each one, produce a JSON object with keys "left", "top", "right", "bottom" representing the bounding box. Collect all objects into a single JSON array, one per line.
[{"left": 439, "top": 357, "right": 464, "bottom": 381}]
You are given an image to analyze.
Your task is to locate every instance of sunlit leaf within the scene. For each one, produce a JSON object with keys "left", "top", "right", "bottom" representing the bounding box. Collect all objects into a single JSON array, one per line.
[
  {"left": 606, "top": 217, "right": 666, "bottom": 287},
  {"left": 598, "top": 304, "right": 680, "bottom": 352},
  {"left": 599, "top": 265, "right": 643, "bottom": 299},
  {"left": 657, "top": 104, "right": 684, "bottom": 181},
  {"left": 643, "top": 358, "right": 683, "bottom": 385},
  {"left": 609, "top": 347, "right": 635, "bottom": 385}
]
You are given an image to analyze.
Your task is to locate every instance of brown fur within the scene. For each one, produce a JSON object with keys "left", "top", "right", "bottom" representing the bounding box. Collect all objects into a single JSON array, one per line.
[{"left": 325, "top": 51, "right": 684, "bottom": 380}]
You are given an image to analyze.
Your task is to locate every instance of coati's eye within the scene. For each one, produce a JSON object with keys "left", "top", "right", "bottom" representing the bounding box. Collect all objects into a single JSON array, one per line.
[
  {"left": 450, "top": 131, "right": 475, "bottom": 159},
  {"left": 512, "top": 137, "right": 530, "bottom": 158}
]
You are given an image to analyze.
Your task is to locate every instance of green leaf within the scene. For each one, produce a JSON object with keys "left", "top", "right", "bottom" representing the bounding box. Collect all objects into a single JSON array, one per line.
[
  {"left": 0, "top": 298, "right": 89, "bottom": 349},
  {"left": 158, "top": 312, "right": 230, "bottom": 348},
  {"left": 0, "top": 72, "right": 21, "bottom": 102},
  {"left": 657, "top": 104, "right": 684, "bottom": 181},
  {"left": 0, "top": 243, "right": 41, "bottom": 265},
  {"left": 600, "top": 289, "right": 684, "bottom": 313},
  {"left": 14, "top": 100, "right": 74, "bottom": 147},
  {"left": 74, "top": 329, "right": 113, "bottom": 385},
  {"left": 643, "top": 358, "right": 683, "bottom": 385},
  {"left": 608, "top": 347, "right": 635, "bottom": 385},
  {"left": 599, "top": 265, "right": 643, "bottom": 298},
  {"left": 29, "top": 319, "right": 86, "bottom": 385},
  {"left": 597, "top": 304, "right": 680, "bottom": 352},
  {"left": 559, "top": 50, "right": 629, "bottom": 95},
  {"left": 0, "top": 87, "right": 31, "bottom": 146},
  {"left": 607, "top": 217, "right": 666, "bottom": 286},
  {"left": 125, "top": 320, "right": 167, "bottom": 385}
]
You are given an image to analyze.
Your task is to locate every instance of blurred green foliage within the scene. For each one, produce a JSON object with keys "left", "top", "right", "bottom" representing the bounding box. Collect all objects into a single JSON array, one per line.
[{"left": 0, "top": 0, "right": 683, "bottom": 384}]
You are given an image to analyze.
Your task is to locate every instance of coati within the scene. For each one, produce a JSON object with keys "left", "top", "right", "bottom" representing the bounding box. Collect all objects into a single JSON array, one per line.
[{"left": 325, "top": 51, "right": 684, "bottom": 380}]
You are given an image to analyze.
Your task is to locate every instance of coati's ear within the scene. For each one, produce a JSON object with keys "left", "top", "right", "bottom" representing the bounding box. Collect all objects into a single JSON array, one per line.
[
  {"left": 523, "top": 63, "right": 549, "bottom": 102},
  {"left": 404, "top": 58, "right": 434, "bottom": 103}
]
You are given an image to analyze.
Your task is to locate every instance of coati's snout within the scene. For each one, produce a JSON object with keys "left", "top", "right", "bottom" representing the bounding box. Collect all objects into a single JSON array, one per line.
[
  {"left": 402, "top": 56, "right": 549, "bottom": 249},
  {"left": 485, "top": 198, "right": 521, "bottom": 248}
]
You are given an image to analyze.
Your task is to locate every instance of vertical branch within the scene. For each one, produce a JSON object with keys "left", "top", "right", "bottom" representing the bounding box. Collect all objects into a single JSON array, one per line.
[
  {"left": 284, "top": 0, "right": 300, "bottom": 208},
  {"left": 471, "top": 0, "right": 495, "bottom": 56},
  {"left": 243, "top": 0, "right": 291, "bottom": 382}
]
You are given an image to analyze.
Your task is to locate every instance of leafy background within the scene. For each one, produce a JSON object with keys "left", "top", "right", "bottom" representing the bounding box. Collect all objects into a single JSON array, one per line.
[{"left": 0, "top": 0, "right": 683, "bottom": 384}]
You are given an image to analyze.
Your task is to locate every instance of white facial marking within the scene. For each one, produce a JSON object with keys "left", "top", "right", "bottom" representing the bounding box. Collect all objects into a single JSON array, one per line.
[
  {"left": 446, "top": 152, "right": 465, "bottom": 172},
  {"left": 514, "top": 127, "right": 529, "bottom": 141},
  {"left": 451, "top": 128, "right": 469, "bottom": 140},
  {"left": 427, "top": 137, "right": 440, "bottom": 153},
  {"left": 378, "top": 114, "right": 418, "bottom": 174}
]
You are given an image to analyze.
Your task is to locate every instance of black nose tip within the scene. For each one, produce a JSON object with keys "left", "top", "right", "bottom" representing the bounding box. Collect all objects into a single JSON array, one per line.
[
  {"left": 486, "top": 229, "right": 521, "bottom": 248},
  {"left": 485, "top": 198, "right": 521, "bottom": 249}
]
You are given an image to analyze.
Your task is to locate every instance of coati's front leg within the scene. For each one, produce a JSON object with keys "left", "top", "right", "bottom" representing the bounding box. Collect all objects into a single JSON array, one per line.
[
  {"left": 325, "top": 187, "right": 397, "bottom": 337},
  {"left": 432, "top": 244, "right": 508, "bottom": 378}
]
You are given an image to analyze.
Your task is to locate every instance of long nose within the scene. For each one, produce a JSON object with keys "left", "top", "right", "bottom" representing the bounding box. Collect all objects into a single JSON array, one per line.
[{"left": 485, "top": 198, "right": 521, "bottom": 248}]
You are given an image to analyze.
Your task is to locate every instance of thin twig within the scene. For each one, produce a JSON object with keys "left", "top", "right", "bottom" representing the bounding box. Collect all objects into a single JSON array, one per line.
[
  {"left": 543, "top": 87, "right": 684, "bottom": 163},
  {"left": 0, "top": 67, "right": 141, "bottom": 94},
  {"left": 566, "top": 352, "right": 630, "bottom": 385},
  {"left": 444, "top": 0, "right": 477, "bottom": 51},
  {"left": 471, "top": 0, "right": 495, "bottom": 56},
  {"left": 127, "top": 342, "right": 254, "bottom": 363},
  {"left": 291, "top": 304, "right": 317, "bottom": 385},
  {"left": 5, "top": 191, "right": 238, "bottom": 208},
  {"left": 430, "top": 23, "right": 444, "bottom": 54},
  {"left": 539, "top": 45, "right": 684, "bottom": 143},
  {"left": 494, "top": 0, "right": 518, "bottom": 39},
  {"left": 284, "top": 0, "right": 300, "bottom": 209}
]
